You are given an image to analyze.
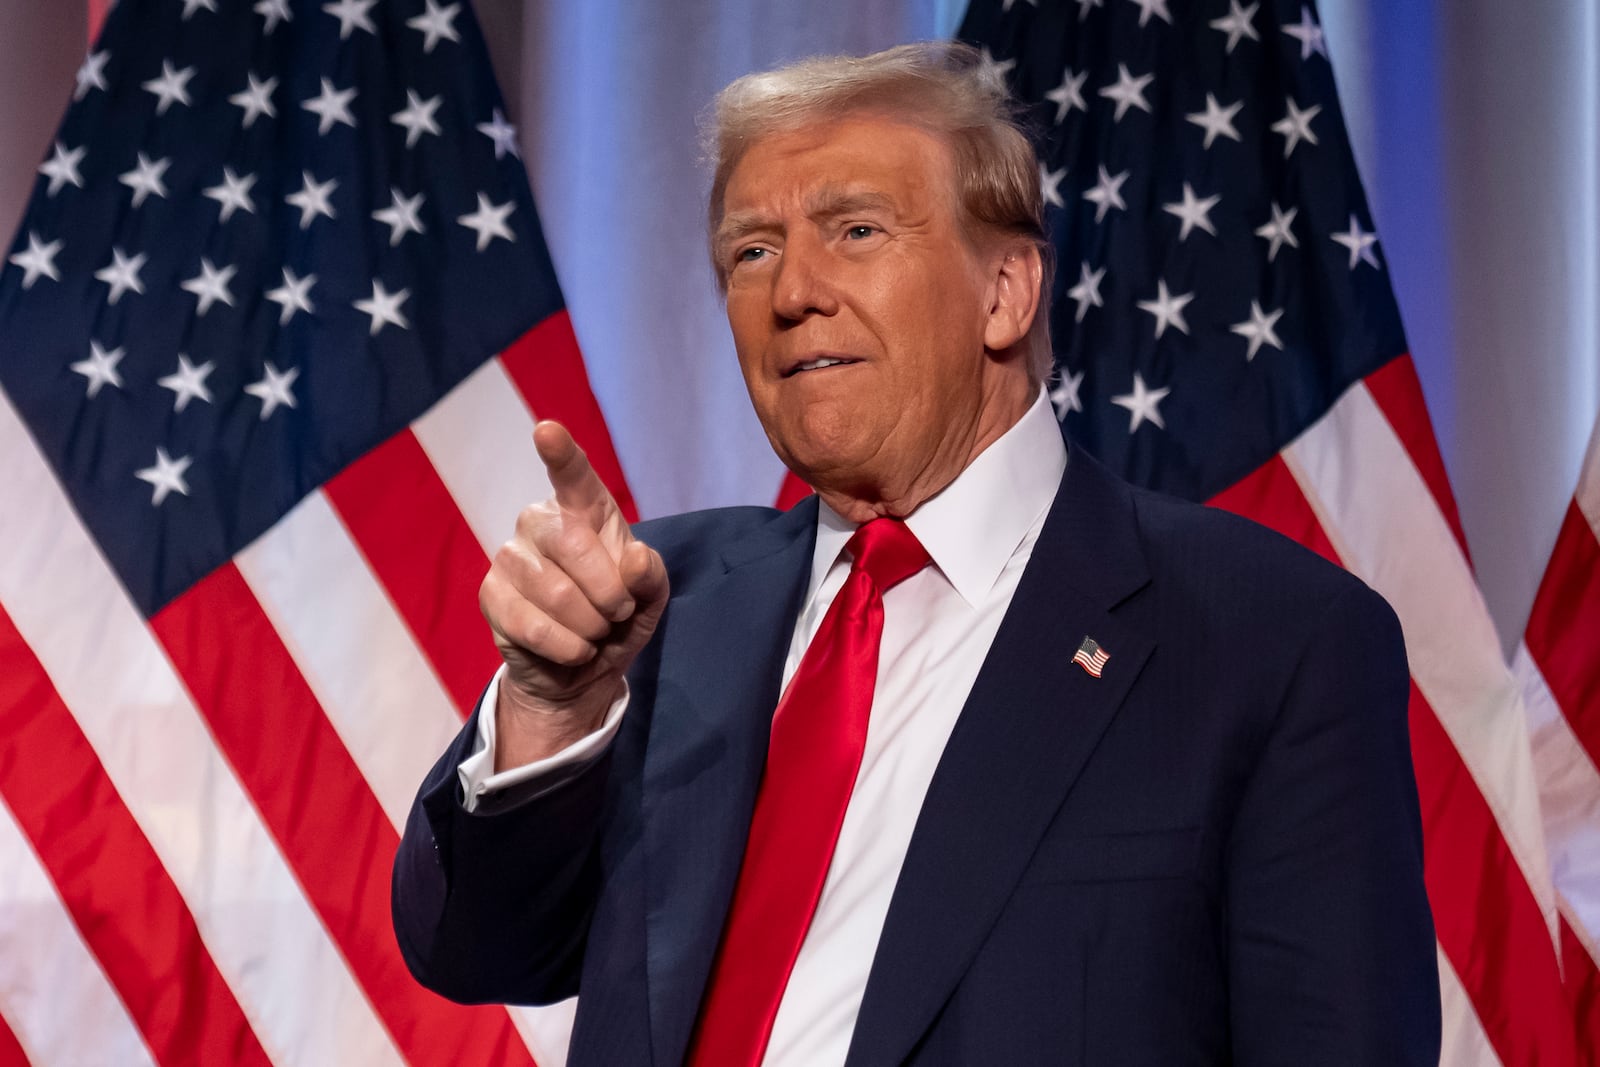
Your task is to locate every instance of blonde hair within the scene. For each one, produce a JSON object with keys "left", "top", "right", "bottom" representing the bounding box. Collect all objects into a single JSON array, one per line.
[{"left": 704, "top": 41, "right": 1055, "bottom": 382}]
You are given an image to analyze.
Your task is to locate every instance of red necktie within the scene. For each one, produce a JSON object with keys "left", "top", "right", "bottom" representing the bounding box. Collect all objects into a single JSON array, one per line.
[{"left": 688, "top": 518, "right": 931, "bottom": 1067}]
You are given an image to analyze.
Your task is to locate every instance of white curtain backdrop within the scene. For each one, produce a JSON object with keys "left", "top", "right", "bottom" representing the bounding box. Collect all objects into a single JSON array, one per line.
[{"left": 0, "top": 0, "right": 1594, "bottom": 649}]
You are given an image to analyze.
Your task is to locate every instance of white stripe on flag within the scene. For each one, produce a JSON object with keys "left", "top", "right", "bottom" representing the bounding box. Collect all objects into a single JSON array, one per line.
[
  {"left": 1437, "top": 945, "right": 1506, "bottom": 1067},
  {"left": 0, "top": 388, "right": 403, "bottom": 1067},
  {"left": 414, "top": 355, "right": 555, "bottom": 558},
  {"left": 1514, "top": 643, "right": 1600, "bottom": 957},
  {"left": 236, "top": 490, "right": 464, "bottom": 832},
  {"left": 1283, "top": 382, "right": 1558, "bottom": 935},
  {"left": 0, "top": 795, "right": 155, "bottom": 1067}
]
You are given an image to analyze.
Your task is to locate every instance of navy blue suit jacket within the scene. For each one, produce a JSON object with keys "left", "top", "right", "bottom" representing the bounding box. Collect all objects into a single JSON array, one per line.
[{"left": 393, "top": 448, "right": 1441, "bottom": 1065}]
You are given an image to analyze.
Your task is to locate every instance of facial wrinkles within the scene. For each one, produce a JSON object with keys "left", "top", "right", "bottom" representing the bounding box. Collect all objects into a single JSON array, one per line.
[{"left": 722, "top": 118, "right": 1034, "bottom": 521}]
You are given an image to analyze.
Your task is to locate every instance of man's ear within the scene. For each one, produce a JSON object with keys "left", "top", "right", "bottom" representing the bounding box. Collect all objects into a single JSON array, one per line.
[{"left": 983, "top": 242, "right": 1043, "bottom": 353}]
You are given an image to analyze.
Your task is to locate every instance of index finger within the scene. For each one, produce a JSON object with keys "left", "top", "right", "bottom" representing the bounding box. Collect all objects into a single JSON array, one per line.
[{"left": 534, "top": 421, "right": 616, "bottom": 518}]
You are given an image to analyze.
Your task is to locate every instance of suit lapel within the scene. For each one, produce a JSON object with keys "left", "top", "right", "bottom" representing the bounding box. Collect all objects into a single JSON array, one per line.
[
  {"left": 845, "top": 450, "right": 1156, "bottom": 1067},
  {"left": 641, "top": 501, "right": 817, "bottom": 1067}
]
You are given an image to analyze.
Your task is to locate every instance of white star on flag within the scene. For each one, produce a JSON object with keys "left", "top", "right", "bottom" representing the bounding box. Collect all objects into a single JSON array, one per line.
[
  {"left": 1136, "top": 278, "right": 1194, "bottom": 339},
  {"left": 1045, "top": 68, "right": 1088, "bottom": 123},
  {"left": 1039, "top": 164, "right": 1067, "bottom": 209},
  {"left": 1125, "top": 0, "right": 1172, "bottom": 28},
  {"left": 1255, "top": 202, "right": 1300, "bottom": 261},
  {"left": 135, "top": 447, "right": 193, "bottom": 507},
  {"left": 70, "top": 341, "right": 125, "bottom": 398},
  {"left": 1075, "top": 0, "right": 1103, "bottom": 18},
  {"left": 265, "top": 267, "right": 316, "bottom": 324},
  {"left": 286, "top": 171, "right": 338, "bottom": 230},
  {"left": 1283, "top": 6, "right": 1329, "bottom": 61},
  {"left": 181, "top": 0, "right": 218, "bottom": 18},
  {"left": 458, "top": 193, "right": 516, "bottom": 251},
  {"left": 476, "top": 109, "right": 520, "bottom": 159},
  {"left": 1162, "top": 183, "right": 1220, "bottom": 241},
  {"left": 323, "top": 0, "right": 378, "bottom": 39},
  {"left": 254, "top": 0, "right": 292, "bottom": 34},
  {"left": 1271, "top": 98, "right": 1321, "bottom": 158},
  {"left": 1067, "top": 262, "right": 1105, "bottom": 322},
  {"left": 8, "top": 232, "right": 62, "bottom": 289},
  {"left": 1001, "top": 0, "right": 1039, "bottom": 10},
  {"left": 118, "top": 152, "right": 171, "bottom": 208},
  {"left": 245, "top": 362, "right": 300, "bottom": 419},
  {"left": 391, "top": 90, "right": 443, "bottom": 148},
  {"left": 1230, "top": 301, "right": 1286, "bottom": 360},
  {"left": 38, "top": 142, "right": 86, "bottom": 196},
  {"left": 977, "top": 47, "right": 1016, "bottom": 84},
  {"left": 74, "top": 49, "right": 109, "bottom": 101},
  {"left": 180, "top": 258, "right": 238, "bottom": 316},
  {"left": 94, "top": 247, "right": 147, "bottom": 305},
  {"left": 229, "top": 73, "right": 278, "bottom": 128},
  {"left": 203, "top": 167, "right": 258, "bottom": 223},
  {"left": 1111, "top": 372, "right": 1170, "bottom": 432},
  {"left": 157, "top": 355, "right": 216, "bottom": 412},
  {"left": 354, "top": 279, "right": 411, "bottom": 335},
  {"left": 1099, "top": 64, "right": 1154, "bottom": 122},
  {"left": 1209, "top": 1, "right": 1260, "bottom": 53},
  {"left": 1186, "top": 94, "right": 1243, "bottom": 149},
  {"left": 373, "top": 188, "right": 426, "bottom": 246},
  {"left": 1332, "top": 214, "right": 1382, "bottom": 270},
  {"left": 303, "top": 78, "right": 358, "bottom": 136},
  {"left": 406, "top": 0, "right": 461, "bottom": 53},
  {"left": 1083, "top": 165, "right": 1129, "bottom": 222},
  {"left": 142, "top": 60, "right": 196, "bottom": 115},
  {"left": 1050, "top": 368, "right": 1085, "bottom": 417}
]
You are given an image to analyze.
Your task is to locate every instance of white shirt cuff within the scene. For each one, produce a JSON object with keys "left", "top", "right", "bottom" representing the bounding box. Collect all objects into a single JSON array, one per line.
[{"left": 456, "top": 664, "right": 629, "bottom": 813}]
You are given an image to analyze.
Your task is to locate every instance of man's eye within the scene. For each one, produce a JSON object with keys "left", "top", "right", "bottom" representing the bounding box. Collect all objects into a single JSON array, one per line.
[
  {"left": 845, "top": 225, "right": 876, "bottom": 240},
  {"left": 736, "top": 247, "right": 768, "bottom": 263}
]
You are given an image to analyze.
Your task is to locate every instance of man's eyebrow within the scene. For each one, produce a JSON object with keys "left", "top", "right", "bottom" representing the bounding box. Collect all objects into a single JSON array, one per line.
[
  {"left": 714, "top": 211, "right": 773, "bottom": 252},
  {"left": 805, "top": 188, "right": 897, "bottom": 220}
]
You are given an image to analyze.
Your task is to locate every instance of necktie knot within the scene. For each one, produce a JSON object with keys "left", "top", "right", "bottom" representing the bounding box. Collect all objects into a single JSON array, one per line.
[{"left": 846, "top": 517, "right": 930, "bottom": 591}]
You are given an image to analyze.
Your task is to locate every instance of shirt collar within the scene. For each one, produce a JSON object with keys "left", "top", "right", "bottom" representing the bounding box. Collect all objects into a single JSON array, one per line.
[{"left": 807, "top": 388, "right": 1068, "bottom": 608}]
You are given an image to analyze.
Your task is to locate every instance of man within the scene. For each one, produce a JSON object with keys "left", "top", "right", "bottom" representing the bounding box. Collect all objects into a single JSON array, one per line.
[{"left": 393, "top": 43, "right": 1440, "bottom": 1066}]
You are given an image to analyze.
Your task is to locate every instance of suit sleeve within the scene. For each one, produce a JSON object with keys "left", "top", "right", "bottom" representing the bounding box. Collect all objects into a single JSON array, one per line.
[
  {"left": 391, "top": 698, "right": 611, "bottom": 1005},
  {"left": 1227, "top": 581, "right": 1441, "bottom": 1065}
]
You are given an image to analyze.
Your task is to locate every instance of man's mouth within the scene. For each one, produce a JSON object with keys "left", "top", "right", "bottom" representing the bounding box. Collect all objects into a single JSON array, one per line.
[{"left": 784, "top": 356, "right": 861, "bottom": 378}]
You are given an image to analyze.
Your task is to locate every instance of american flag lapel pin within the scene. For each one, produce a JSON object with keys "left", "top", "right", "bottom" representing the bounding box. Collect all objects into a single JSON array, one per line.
[{"left": 1072, "top": 636, "right": 1110, "bottom": 678}]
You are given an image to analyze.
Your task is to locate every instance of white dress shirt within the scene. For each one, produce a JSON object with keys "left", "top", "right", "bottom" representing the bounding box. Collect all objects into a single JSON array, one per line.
[{"left": 460, "top": 390, "right": 1067, "bottom": 1066}]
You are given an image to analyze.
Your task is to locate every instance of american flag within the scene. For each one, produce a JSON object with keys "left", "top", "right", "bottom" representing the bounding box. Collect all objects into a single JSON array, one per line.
[
  {"left": 959, "top": 0, "right": 1586, "bottom": 1062},
  {"left": 1516, "top": 414, "right": 1600, "bottom": 1058},
  {"left": 1070, "top": 635, "right": 1110, "bottom": 677},
  {"left": 0, "top": 0, "right": 629, "bottom": 1062}
]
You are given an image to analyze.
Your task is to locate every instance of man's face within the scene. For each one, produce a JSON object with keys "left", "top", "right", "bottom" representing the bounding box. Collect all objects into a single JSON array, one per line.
[{"left": 716, "top": 115, "right": 1029, "bottom": 515}]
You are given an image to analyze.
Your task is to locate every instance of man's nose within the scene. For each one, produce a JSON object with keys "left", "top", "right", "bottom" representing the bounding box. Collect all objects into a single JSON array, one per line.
[{"left": 770, "top": 234, "right": 839, "bottom": 321}]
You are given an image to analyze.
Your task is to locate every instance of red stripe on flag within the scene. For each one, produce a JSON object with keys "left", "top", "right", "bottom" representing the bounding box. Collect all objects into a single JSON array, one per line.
[
  {"left": 0, "top": 1010, "right": 29, "bottom": 1066},
  {"left": 149, "top": 566, "right": 536, "bottom": 1067},
  {"left": 1206, "top": 453, "right": 1341, "bottom": 566},
  {"left": 1562, "top": 917, "right": 1600, "bottom": 1067},
  {"left": 87, "top": 0, "right": 110, "bottom": 42},
  {"left": 325, "top": 432, "right": 500, "bottom": 716},
  {"left": 1524, "top": 500, "right": 1600, "bottom": 772},
  {"left": 1364, "top": 357, "right": 1472, "bottom": 562},
  {"left": 775, "top": 471, "right": 811, "bottom": 510},
  {"left": 500, "top": 311, "right": 639, "bottom": 522},
  {"left": 0, "top": 605, "right": 271, "bottom": 1066},
  {"left": 1409, "top": 682, "right": 1580, "bottom": 1066}
]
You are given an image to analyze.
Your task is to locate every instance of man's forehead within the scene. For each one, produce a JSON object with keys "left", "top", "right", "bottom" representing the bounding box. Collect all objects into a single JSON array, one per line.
[{"left": 720, "top": 118, "right": 954, "bottom": 214}]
